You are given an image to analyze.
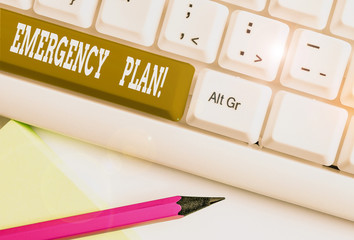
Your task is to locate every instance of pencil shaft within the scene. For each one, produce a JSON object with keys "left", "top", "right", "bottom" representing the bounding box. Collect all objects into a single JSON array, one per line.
[{"left": 0, "top": 196, "right": 182, "bottom": 240}]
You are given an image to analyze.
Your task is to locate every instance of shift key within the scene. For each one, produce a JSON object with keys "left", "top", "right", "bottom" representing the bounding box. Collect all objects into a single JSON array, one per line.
[{"left": 0, "top": 9, "right": 194, "bottom": 121}]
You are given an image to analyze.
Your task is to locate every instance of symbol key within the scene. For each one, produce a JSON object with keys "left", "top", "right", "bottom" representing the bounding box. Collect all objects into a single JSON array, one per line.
[
  {"left": 158, "top": 0, "right": 228, "bottom": 63},
  {"left": 219, "top": 11, "right": 289, "bottom": 81},
  {"left": 280, "top": 29, "right": 351, "bottom": 100}
]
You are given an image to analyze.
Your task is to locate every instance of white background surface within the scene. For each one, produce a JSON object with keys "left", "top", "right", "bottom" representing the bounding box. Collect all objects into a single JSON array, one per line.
[{"left": 27, "top": 125, "right": 354, "bottom": 240}]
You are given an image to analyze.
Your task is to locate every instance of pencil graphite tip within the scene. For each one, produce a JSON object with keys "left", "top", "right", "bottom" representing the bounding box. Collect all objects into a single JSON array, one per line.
[
  {"left": 209, "top": 197, "right": 225, "bottom": 205},
  {"left": 177, "top": 196, "right": 225, "bottom": 216}
]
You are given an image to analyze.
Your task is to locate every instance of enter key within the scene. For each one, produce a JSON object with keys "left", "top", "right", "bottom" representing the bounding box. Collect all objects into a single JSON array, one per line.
[{"left": 0, "top": 9, "right": 194, "bottom": 121}]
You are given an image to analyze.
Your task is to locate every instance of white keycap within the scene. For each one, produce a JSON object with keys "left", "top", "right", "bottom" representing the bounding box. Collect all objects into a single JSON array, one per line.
[
  {"left": 186, "top": 69, "right": 271, "bottom": 144},
  {"left": 268, "top": 0, "right": 333, "bottom": 29},
  {"left": 280, "top": 29, "right": 351, "bottom": 100},
  {"left": 262, "top": 91, "right": 347, "bottom": 166},
  {"left": 338, "top": 117, "right": 354, "bottom": 174},
  {"left": 220, "top": 0, "right": 267, "bottom": 11},
  {"left": 219, "top": 11, "right": 289, "bottom": 81},
  {"left": 96, "top": 0, "right": 165, "bottom": 46},
  {"left": 341, "top": 55, "right": 354, "bottom": 108},
  {"left": 158, "top": 0, "right": 228, "bottom": 63},
  {"left": 330, "top": 0, "right": 354, "bottom": 40},
  {"left": 0, "top": 0, "right": 33, "bottom": 9},
  {"left": 33, "top": 0, "right": 99, "bottom": 28}
]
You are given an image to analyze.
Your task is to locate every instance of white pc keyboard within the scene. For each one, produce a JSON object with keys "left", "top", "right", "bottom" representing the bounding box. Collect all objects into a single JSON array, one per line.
[{"left": 0, "top": 0, "right": 353, "bottom": 221}]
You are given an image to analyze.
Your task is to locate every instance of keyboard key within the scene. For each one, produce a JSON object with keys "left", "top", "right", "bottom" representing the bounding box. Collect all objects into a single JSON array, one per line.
[
  {"left": 268, "top": 0, "right": 333, "bottom": 29},
  {"left": 280, "top": 29, "right": 351, "bottom": 100},
  {"left": 158, "top": 0, "right": 228, "bottom": 63},
  {"left": 220, "top": 0, "right": 267, "bottom": 11},
  {"left": 0, "top": 9, "right": 194, "bottom": 121},
  {"left": 186, "top": 69, "right": 271, "bottom": 144},
  {"left": 338, "top": 117, "right": 354, "bottom": 174},
  {"left": 0, "top": 0, "right": 33, "bottom": 9},
  {"left": 341, "top": 55, "right": 354, "bottom": 108},
  {"left": 262, "top": 91, "right": 347, "bottom": 166},
  {"left": 219, "top": 11, "right": 289, "bottom": 81},
  {"left": 33, "top": 0, "right": 99, "bottom": 28},
  {"left": 330, "top": 0, "right": 354, "bottom": 40},
  {"left": 96, "top": 0, "right": 165, "bottom": 46}
]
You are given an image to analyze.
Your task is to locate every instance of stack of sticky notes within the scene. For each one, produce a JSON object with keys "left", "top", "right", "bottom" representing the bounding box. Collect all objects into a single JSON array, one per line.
[{"left": 0, "top": 120, "right": 134, "bottom": 239}]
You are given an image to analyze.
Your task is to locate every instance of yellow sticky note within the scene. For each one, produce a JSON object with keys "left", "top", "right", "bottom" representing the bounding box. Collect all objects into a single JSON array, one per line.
[{"left": 0, "top": 121, "right": 132, "bottom": 239}]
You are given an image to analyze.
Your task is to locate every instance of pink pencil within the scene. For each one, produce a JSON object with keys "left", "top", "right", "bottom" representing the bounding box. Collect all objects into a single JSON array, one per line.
[{"left": 0, "top": 196, "right": 224, "bottom": 240}]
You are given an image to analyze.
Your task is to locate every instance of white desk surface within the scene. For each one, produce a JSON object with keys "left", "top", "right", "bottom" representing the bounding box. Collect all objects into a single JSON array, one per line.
[{"left": 33, "top": 126, "right": 354, "bottom": 240}]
